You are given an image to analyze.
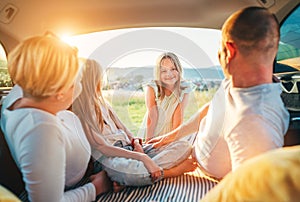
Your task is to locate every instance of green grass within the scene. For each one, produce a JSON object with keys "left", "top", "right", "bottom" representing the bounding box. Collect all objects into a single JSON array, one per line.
[
  {"left": 103, "top": 89, "right": 217, "bottom": 135},
  {"left": 0, "top": 69, "right": 13, "bottom": 87}
]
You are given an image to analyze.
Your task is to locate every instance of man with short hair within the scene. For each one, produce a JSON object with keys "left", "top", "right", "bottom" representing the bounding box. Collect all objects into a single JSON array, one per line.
[{"left": 148, "top": 6, "right": 289, "bottom": 180}]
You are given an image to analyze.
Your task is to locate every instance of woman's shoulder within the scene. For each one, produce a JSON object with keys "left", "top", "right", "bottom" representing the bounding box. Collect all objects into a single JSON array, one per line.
[
  {"left": 57, "top": 110, "right": 83, "bottom": 129},
  {"left": 57, "top": 110, "right": 79, "bottom": 120},
  {"left": 3, "top": 106, "right": 58, "bottom": 128},
  {"left": 1, "top": 85, "right": 23, "bottom": 109},
  {"left": 2, "top": 110, "right": 64, "bottom": 154}
]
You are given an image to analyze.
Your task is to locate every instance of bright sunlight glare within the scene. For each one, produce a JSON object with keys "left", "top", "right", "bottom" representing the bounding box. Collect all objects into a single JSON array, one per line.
[{"left": 62, "top": 27, "right": 221, "bottom": 68}]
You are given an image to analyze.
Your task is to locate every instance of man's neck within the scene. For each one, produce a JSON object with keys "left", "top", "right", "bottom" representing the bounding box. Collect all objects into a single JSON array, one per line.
[{"left": 231, "top": 65, "right": 273, "bottom": 88}]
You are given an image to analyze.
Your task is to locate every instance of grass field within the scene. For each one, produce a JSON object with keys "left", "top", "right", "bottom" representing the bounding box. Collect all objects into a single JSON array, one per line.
[{"left": 103, "top": 89, "right": 217, "bottom": 135}]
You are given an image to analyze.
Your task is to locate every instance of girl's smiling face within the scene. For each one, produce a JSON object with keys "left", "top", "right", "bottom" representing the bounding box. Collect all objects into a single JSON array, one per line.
[{"left": 160, "top": 58, "right": 179, "bottom": 88}]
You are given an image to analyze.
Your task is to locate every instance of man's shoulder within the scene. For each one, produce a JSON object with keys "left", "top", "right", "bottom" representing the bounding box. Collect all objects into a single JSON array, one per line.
[{"left": 225, "top": 115, "right": 283, "bottom": 145}]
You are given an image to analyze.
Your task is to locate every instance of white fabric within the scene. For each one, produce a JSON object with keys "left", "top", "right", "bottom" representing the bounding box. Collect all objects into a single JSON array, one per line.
[
  {"left": 90, "top": 103, "right": 132, "bottom": 161},
  {"left": 98, "top": 104, "right": 130, "bottom": 145},
  {"left": 1, "top": 85, "right": 95, "bottom": 202},
  {"left": 101, "top": 140, "right": 192, "bottom": 186},
  {"left": 90, "top": 101, "right": 193, "bottom": 186},
  {"left": 193, "top": 79, "right": 289, "bottom": 179}
]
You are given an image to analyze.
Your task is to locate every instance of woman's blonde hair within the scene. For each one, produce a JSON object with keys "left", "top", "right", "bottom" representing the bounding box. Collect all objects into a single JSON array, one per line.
[
  {"left": 8, "top": 33, "right": 79, "bottom": 97},
  {"left": 154, "top": 52, "right": 183, "bottom": 100}
]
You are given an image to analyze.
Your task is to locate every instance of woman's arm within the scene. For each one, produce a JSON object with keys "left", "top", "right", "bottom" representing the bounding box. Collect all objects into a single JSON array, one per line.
[
  {"left": 19, "top": 124, "right": 95, "bottom": 202},
  {"left": 145, "top": 86, "right": 158, "bottom": 141}
]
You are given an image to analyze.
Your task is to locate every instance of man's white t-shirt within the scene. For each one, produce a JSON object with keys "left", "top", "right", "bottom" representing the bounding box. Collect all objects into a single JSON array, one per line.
[{"left": 193, "top": 79, "right": 289, "bottom": 179}]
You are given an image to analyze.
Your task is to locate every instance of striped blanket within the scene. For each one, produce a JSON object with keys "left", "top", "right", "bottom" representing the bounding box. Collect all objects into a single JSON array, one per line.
[{"left": 97, "top": 167, "right": 218, "bottom": 202}]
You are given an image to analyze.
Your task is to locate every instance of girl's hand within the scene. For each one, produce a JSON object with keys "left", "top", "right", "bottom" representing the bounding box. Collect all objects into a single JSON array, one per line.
[
  {"left": 141, "top": 154, "right": 163, "bottom": 183},
  {"left": 146, "top": 134, "right": 175, "bottom": 148},
  {"left": 132, "top": 138, "right": 144, "bottom": 153}
]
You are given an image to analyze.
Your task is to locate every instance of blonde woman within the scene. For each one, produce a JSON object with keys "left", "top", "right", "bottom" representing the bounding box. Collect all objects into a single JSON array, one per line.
[
  {"left": 138, "top": 52, "right": 194, "bottom": 141},
  {"left": 1, "top": 34, "right": 111, "bottom": 202},
  {"left": 72, "top": 59, "right": 197, "bottom": 187}
]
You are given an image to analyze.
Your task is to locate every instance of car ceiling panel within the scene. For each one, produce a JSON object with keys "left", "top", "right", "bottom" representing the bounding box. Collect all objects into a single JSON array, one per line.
[{"left": 0, "top": 0, "right": 299, "bottom": 53}]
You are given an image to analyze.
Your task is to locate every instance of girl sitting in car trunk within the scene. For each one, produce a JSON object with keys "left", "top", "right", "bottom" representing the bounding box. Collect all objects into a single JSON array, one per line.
[{"left": 72, "top": 58, "right": 197, "bottom": 188}]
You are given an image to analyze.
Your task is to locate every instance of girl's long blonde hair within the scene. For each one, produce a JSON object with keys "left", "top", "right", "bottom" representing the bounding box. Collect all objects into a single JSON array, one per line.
[
  {"left": 72, "top": 59, "right": 118, "bottom": 145},
  {"left": 73, "top": 59, "right": 105, "bottom": 129}
]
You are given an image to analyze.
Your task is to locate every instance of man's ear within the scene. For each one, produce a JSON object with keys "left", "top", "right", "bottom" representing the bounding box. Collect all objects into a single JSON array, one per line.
[{"left": 225, "top": 42, "right": 236, "bottom": 63}]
